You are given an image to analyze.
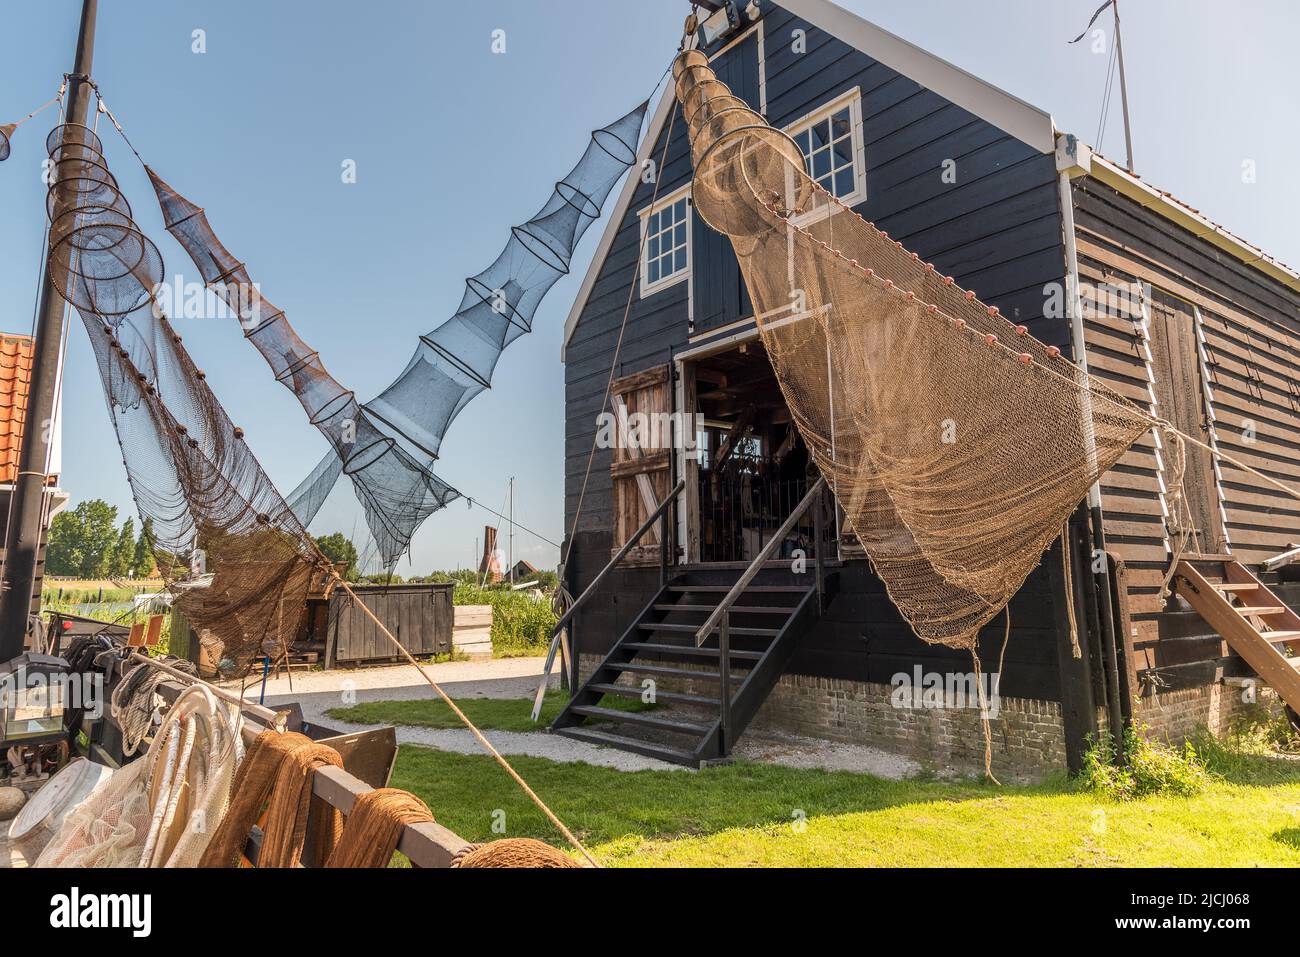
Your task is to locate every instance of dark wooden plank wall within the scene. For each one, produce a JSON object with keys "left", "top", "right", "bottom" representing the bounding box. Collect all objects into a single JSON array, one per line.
[
  {"left": 563, "top": 3, "right": 1071, "bottom": 696},
  {"left": 327, "top": 583, "right": 453, "bottom": 665},
  {"left": 1073, "top": 175, "right": 1300, "bottom": 675}
]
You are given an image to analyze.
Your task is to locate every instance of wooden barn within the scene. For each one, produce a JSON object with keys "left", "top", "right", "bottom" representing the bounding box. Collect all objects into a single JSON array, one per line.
[{"left": 556, "top": 0, "right": 1300, "bottom": 774}]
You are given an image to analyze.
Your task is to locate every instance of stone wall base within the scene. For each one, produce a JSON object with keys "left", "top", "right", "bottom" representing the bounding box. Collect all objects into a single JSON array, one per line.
[{"left": 578, "top": 656, "right": 1285, "bottom": 779}]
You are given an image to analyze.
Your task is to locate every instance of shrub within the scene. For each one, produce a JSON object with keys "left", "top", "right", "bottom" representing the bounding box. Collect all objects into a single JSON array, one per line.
[
  {"left": 452, "top": 585, "right": 555, "bottom": 656},
  {"left": 1079, "top": 721, "right": 1209, "bottom": 800}
]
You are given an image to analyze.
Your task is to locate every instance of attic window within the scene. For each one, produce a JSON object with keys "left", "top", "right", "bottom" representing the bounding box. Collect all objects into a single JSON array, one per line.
[
  {"left": 638, "top": 187, "right": 692, "bottom": 297},
  {"left": 785, "top": 88, "right": 867, "bottom": 209}
]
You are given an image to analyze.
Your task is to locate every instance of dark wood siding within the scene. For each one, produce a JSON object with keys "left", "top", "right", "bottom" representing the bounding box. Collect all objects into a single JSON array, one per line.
[
  {"left": 325, "top": 582, "right": 453, "bottom": 666},
  {"left": 1074, "top": 174, "right": 1300, "bottom": 681},
  {"left": 563, "top": 3, "right": 1071, "bottom": 691}
]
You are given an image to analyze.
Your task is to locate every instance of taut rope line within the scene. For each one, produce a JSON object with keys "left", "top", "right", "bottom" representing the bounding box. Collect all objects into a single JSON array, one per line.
[{"left": 328, "top": 570, "right": 599, "bottom": 868}]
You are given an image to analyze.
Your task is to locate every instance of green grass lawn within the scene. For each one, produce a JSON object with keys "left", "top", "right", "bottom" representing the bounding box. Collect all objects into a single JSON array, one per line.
[
  {"left": 392, "top": 746, "right": 1300, "bottom": 867},
  {"left": 330, "top": 693, "right": 1300, "bottom": 866},
  {"left": 325, "top": 688, "right": 650, "bottom": 733}
]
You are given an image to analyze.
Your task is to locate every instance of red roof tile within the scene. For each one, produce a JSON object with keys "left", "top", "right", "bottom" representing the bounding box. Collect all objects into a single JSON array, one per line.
[{"left": 0, "top": 335, "right": 34, "bottom": 484}]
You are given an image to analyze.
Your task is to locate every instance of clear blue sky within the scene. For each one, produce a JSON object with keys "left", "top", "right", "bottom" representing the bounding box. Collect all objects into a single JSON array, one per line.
[{"left": 2, "top": 1, "right": 1296, "bottom": 575}]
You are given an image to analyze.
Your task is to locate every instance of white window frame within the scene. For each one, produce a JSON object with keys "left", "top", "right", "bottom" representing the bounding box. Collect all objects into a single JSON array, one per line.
[
  {"left": 783, "top": 87, "right": 867, "bottom": 217},
  {"left": 638, "top": 185, "right": 693, "bottom": 298}
]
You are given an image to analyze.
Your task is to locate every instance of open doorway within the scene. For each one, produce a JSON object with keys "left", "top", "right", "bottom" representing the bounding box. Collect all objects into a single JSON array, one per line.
[{"left": 678, "top": 338, "right": 831, "bottom": 564}]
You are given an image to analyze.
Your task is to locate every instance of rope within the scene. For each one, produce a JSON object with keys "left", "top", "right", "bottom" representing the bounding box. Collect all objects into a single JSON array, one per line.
[
  {"left": 10, "top": 86, "right": 64, "bottom": 128},
  {"left": 561, "top": 48, "right": 686, "bottom": 571},
  {"left": 330, "top": 570, "right": 599, "bottom": 867},
  {"left": 324, "top": 788, "right": 433, "bottom": 868},
  {"left": 198, "top": 730, "right": 343, "bottom": 868},
  {"left": 110, "top": 657, "right": 196, "bottom": 756},
  {"left": 452, "top": 837, "right": 581, "bottom": 868}
]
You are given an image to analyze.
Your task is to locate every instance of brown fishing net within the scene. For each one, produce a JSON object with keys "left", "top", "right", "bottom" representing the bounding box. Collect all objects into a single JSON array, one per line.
[
  {"left": 673, "top": 50, "right": 1157, "bottom": 649},
  {"left": 146, "top": 169, "right": 461, "bottom": 566},
  {"left": 145, "top": 102, "right": 646, "bottom": 565},
  {"left": 44, "top": 122, "right": 322, "bottom": 671}
]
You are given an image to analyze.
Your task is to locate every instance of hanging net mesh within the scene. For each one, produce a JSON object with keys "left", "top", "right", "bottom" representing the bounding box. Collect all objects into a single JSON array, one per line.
[
  {"left": 673, "top": 50, "right": 1158, "bottom": 648},
  {"left": 145, "top": 100, "right": 644, "bottom": 565},
  {"left": 146, "top": 168, "right": 462, "bottom": 566},
  {"left": 0, "top": 123, "right": 14, "bottom": 162},
  {"left": 44, "top": 122, "right": 323, "bottom": 671}
]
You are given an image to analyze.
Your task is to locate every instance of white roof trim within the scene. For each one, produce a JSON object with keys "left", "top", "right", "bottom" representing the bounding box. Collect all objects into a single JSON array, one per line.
[
  {"left": 561, "top": 83, "right": 675, "bottom": 361},
  {"left": 563, "top": 1, "right": 1296, "bottom": 358},
  {"left": 780, "top": 0, "right": 1057, "bottom": 155},
  {"left": 562, "top": 0, "right": 1057, "bottom": 359},
  {"left": 1059, "top": 135, "right": 1300, "bottom": 295}
]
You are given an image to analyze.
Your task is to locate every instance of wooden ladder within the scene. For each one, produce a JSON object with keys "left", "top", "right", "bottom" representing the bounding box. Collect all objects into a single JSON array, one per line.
[{"left": 1172, "top": 558, "right": 1300, "bottom": 709}]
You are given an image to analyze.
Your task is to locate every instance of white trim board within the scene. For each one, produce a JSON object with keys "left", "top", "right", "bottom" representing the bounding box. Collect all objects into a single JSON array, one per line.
[
  {"left": 562, "top": 0, "right": 1056, "bottom": 360},
  {"left": 780, "top": 0, "right": 1056, "bottom": 154}
]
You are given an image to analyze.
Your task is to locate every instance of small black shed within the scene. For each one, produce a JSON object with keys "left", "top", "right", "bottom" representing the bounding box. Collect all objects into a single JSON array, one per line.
[{"left": 324, "top": 581, "right": 454, "bottom": 667}]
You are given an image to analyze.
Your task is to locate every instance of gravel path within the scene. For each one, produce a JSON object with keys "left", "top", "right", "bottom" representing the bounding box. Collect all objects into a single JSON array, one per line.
[{"left": 226, "top": 658, "right": 923, "bottom": 778}]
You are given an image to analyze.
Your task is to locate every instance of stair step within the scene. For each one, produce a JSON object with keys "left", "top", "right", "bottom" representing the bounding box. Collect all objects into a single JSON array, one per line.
[
  {"left": 639, "top": 622, "right": 779, "bottom": 637},
  {"left": 612, "top": 662, "right": 744, "bottom": 682},
  {"left": 625, "top": 641, "right": 764, "bottom": 661},
  {"left": 570, "top": 705, "right": 712, "bottom": 736},
  {"left": 1234, "top": 606, "right": 1287, "bottom": 616},
  {"left": 1261, "top": 631, "right": 1300, "bottom": 644},
  {"left": 551, "top": 726, "right": 700, "bottom": 767},
  {"left": 1214, "top": 582, "right": 1261, "bottom": 592},
  {"left": 667, "top": 584, "right": 806, "bottom": 594},
  {"left": 653, "top": 603, "right": 791, "bottom": 614},
  {"left": 589, "top": 682, "right": 720, "bottom": 707}
]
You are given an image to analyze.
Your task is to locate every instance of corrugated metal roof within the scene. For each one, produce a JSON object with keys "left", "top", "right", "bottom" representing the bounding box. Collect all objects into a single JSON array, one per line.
[{"left": 0, "top": 334, "right": 34, "bottom": 484}]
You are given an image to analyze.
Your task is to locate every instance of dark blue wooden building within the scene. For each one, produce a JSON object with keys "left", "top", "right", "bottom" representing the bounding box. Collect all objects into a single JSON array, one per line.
[{"left": 555, "top": 0, "right": 1300, "bottom": 775}]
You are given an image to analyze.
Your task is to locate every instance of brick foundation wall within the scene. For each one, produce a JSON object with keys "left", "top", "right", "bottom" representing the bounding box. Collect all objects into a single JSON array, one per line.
[
  {"left": 579, "top": 654, "right": 1068, "bottom": 779},
  {"left": 1135, "top": 681, "right": 1281, "bottom": 742}
]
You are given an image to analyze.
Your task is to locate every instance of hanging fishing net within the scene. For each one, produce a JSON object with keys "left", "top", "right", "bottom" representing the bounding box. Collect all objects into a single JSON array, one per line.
[
  {"left": 0, "top": 123, "right": 14, "bottom": 162},
  {"left": 673, "top": 50, "right": 1158, "bottom": 648},
  {"left": 274, "top": 101, "right": 645, "bottom": 563},
  {"left": 43, "top": 121, "right": 324, "bottom": 671},
  {"left": 36, "top": 684, "right": 243, "bottom": 867},
  {"left": 146, "top": 168, "right": 461, "bottom": 566}
]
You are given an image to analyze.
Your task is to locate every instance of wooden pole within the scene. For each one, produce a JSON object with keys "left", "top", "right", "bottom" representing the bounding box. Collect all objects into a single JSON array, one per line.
[
  {"left": 1112, "top": 0, "right": 1135, "bottom": 170},
  {"left": 0, "top": 0, "right": 99, "bottom": 658},
  {"left": 331, "top": 571, "right": 598, "bottom": 867}
]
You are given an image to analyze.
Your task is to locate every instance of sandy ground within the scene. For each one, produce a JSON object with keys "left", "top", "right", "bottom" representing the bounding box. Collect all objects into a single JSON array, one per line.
[{"left": 222, "top": 657, "right": 921, "bottom": 778}]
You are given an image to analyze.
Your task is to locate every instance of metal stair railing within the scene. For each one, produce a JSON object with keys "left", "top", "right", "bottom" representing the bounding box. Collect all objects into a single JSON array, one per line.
[
  {"left": 531, "top": 479, "right": 686, "bottom": 721},
  {"left": 694, "top": 476, "right": 828, "bottom": 749}
]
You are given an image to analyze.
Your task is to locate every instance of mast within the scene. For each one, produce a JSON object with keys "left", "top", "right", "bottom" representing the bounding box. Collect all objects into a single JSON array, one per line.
[
  {"left": 1112, "top": 0, "right": 1135, "bottom": 170},
  {"left": 0, "top": 0, "right": 99, "bottom": 658},
  {"left": 508, "top": 477, "right": 515, "bottom": 585}
]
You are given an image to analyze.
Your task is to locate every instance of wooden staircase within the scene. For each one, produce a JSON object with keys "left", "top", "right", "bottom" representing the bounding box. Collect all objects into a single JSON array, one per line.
[
  {"left": 549, "top": 567, "right": 835, "bottom": 767},
  {"left": 1172, "top": 556, "right": 1300, "bottom": 711}
]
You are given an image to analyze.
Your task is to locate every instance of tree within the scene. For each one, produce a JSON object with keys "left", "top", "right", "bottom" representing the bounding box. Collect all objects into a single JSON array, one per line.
[
  {"left": 132, "top": 517, "right": 157, "bottom": 578},
  {"left": 45, "top": 499, "right": 119, "bottom": 578},
  {"left": 313, "top": 532, "right": 359, "bottom": 581},
  {"left": 108, "top": 518, "right": 135, "bottom": 578}
]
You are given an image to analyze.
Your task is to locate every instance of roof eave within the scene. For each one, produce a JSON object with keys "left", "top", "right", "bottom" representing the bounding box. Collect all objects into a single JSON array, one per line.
[{"left": 1058, "top": 134, "right": 1300, "bottom": 295}]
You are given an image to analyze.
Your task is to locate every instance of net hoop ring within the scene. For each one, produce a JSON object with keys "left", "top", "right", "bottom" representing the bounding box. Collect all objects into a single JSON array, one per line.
[
  {"left": 510, "top": 223, "right": 571, "bottom": 274},
  {"left": 341, "top": 436, "right": 397, "bottom": 475},
  {"left": 591, "top": 127, "right": 638, "bottom": 166},
  {"left": 307, "top": 389, "right": 356, "bottom": 427},
  {"left": 690, "top": 123, "right": 808, "bottom": 237},
  {"left": 49, "top": 223, "right": 164, "bottom": 317},
  {"left": 464, "top": 276, "right": 529, "bottom": 332}
]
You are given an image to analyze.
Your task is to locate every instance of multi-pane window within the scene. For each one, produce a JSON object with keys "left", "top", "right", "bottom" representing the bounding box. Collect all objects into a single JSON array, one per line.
[
  {"left": 640, "top": 191, "right": 691, "bottom": 296},
  {"left": 786, "top": 89, "right": 866, "bottom": 207}
]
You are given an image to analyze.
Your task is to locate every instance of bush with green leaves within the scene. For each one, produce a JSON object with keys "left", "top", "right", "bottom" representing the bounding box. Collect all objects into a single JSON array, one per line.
[
  {"left": 1079, "top": 721, "right": 1209, "bottom": 800},
  {"left": 452, "top": 584, "right": 555, "bottom": 656}
]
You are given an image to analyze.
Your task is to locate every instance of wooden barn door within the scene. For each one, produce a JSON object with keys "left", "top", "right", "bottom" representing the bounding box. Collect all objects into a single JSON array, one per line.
[
  {"left": 1146, "top": 286, "right": 1226, "bottom": 553},
  {"left": 610, "top": 365, "right": 674, "bottom": 565}
]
